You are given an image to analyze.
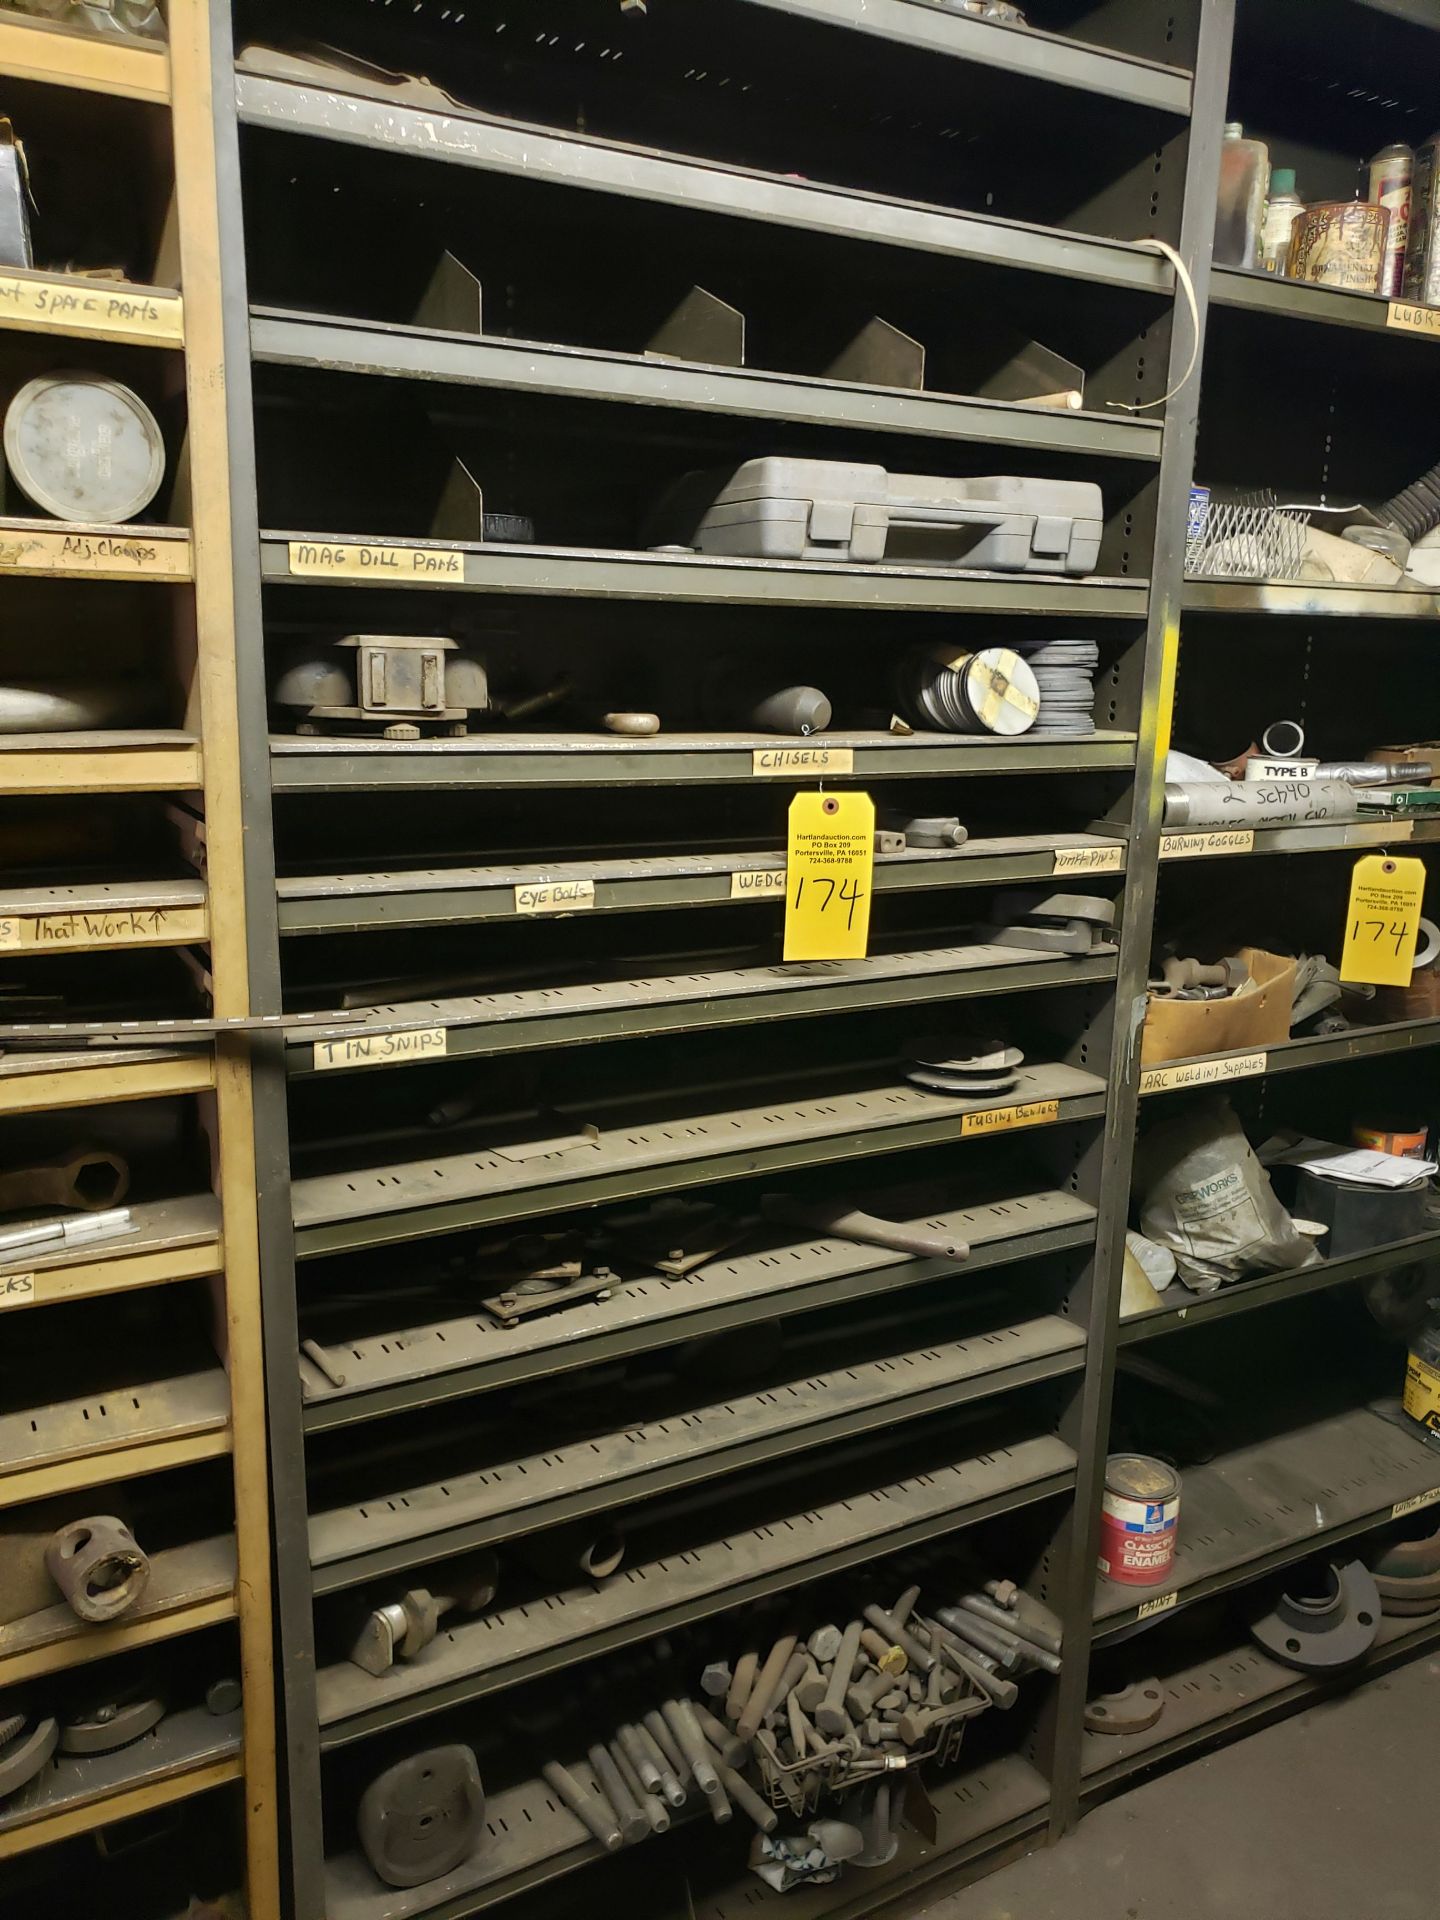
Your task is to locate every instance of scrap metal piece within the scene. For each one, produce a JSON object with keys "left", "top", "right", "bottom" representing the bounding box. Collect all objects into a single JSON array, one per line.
[
  {"left": 761, "top": 1195, "right": 968, "bottom": 1262},
  {"left": 737, "top": 1634, "right": 797, "bottom": 1742},
  {"left": 348, "top": 1553, "right": 499, "bottom": 1675},
  {"left": 815, "top": 1621, "right": 863, "bottom": 1735},
  {"left": 0, "top": 1148, "right": 129, "bottom": 1217},
  {"left": 1083, "top": 1680, "right": 1164, "bottom": 1735},
  {"left": 587, "top": 1745, "right": 648, "bottom": 1846},
  {"left": 0, "top": 1716, "right": 57, "bottom": 1799},
  {"left": 359, "top": 1746, "right": 487, "bottom": 1888},
  {"left": 1250, "top": 1560, "right": 1381, "bottom": 1672},
  {"left": 44, "top": 1516, "right": 150, "bottom": 1625}
]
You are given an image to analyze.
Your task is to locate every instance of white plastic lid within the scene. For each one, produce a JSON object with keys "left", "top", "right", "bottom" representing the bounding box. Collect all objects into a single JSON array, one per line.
[{"left": 4, "top": 370, "right": 165, "bottom": 523}]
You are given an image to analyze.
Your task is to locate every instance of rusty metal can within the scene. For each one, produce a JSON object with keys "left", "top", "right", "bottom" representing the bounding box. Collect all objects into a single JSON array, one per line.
[
  {"left": 1098, "top": 1454, "right": 1180, "bottom": 1587},
  {"left": 1370, "top": 143, "right": 1414, "bottom": 297},
  {"left": 1403, "top": 136, "right": 1440, "bottom": 307},
  {"left": 1288, "top": 200, "right": 1390, "bottom": 293}
]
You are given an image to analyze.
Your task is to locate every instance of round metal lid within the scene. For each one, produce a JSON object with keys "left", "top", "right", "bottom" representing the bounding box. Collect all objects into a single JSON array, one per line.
[
  {"left": 1105, "top": 1453, "right": 1181, "bottom": 1502},
  {"left": 5, "top": 370, "right": 165, "bottom": 524}
]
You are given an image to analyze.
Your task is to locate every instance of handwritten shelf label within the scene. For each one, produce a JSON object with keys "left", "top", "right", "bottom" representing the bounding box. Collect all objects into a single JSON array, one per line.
[
  {"left": 1140, "top": 1051, "right": 1268, "bottom": 1095},
  {"left": 0, "top": 271, "right": 183, "bottom": 344},
  {"left": 514, "top": 880, "right": 596, "bottom": 915},
  {"left": 960, "top": 1098, "right": 1061, "bottom": 1137},
  {"left": 1392, "top": 1487, "right": 1440, "bottom": 1520},
  {"left": 1388, "top": 300, "right": 1440, "bottom": 337},
  {"left": 730, "top": 869, "right": 787, "bottom": 900},
  {"left": 1053, "top": 844, "right": 1124, "bottom": 876},
  {"left": 0, "top": 1272, "right": 35, "bottom": 1310},
  {"left": 287, "top": 540, "right": 465, "bottom": 582},
  {"left": 1159, "top": 830, "right": 1255, "bottom": 860},
  {"left": 313, "top": 1027, "right": 449, "bottom": 1072},
  {"left": 752, "top": 746, "right": 854, "bottom": 777},
  {"left": 1136, "top": 1591, "right": 1179, "bottom": 1620},
  {"left": 0, "top": 527, "right": 190, "bottom": 579},
  {"left": 0, "top": 906, "right": 206, "bottom": 950}
]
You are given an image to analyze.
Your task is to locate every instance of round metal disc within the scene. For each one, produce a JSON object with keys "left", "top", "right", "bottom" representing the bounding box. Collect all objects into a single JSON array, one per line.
[
  {"left": 960, "top": 648, "right": 1040, "bottom": 736},
  {"left": 5, "top": 371, "right": 165, "bottom": 523}
]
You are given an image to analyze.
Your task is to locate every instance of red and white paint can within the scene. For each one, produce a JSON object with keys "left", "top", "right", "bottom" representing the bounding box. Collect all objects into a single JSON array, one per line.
[{"left": 1098, "top": 1454, "right": 1181, "bottom": 1586}]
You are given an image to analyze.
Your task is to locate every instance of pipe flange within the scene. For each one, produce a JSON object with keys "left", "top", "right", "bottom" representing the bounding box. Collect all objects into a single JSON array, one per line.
[
  {"left": 1083, "top": 1679, "right": 1165, "bottom": 1735},
  {"left": 358, "top": 1746, "right": 486, "bottom": 1889},
  {"left": 1373, "top": 1526, "right": 1440, "bottom": 1581},
  {"left": 1250, "top": 1560, "right": 1381, "bottom": 1671},
  {"left": 45, "top": 1516, "right": 151, "bottom": 1624}
]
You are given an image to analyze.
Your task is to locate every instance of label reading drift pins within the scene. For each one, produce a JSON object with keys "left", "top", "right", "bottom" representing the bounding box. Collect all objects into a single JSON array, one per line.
[
  {"left": 1159, "top": 830, "right": 1256, "bottom": 860},
  {"left": 730, "top": 869, "right": 787, "bottom": 900},
  {"left": 752, "top": 746, "right": 853, "bottom": 778},
  {"left": 960, "top": 1099, "right": 1061, "bottom": 1137},
  {"left": 1388, "top": 301, "right": 1440, "bottom": 337},
  {"left": 0, "top": 272, "right": 183, "bottom": 345},
  {"left": 1053, "top": 845, "right": 1124, "bottom": 877},
  {"left": 514, "top": 880, "right": 596, "bottom": 916},
  {"left": 313, "top": 1027, "right": 449, "bottom": 1071},
  {"left": 288, "top": 540, "right": 465, "bottom": 582},
  {"left": 1140, "top": 1051, "right": 1268, "bottom": 1096},
  {"left": 0, "top": 1273, "right": 35, "bottom": 1310}
]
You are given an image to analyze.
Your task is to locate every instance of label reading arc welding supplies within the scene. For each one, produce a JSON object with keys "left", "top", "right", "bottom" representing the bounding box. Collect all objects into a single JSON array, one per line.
[
  {"left": 0, "top": 272, "right": 183, "bottom": 344},
  {"left": 960, "top": 1099, "right": 1061, "bottom": 1137},
  {"left": 752, "top": 746, "right": 853, "bottom": 777},
  {"left": 1388, "top": 301, "right": 1440, "bottom": 337},
  {"left": 287, "top": 540, "right": 465, "bottom": 581},
  {"left": 0, "top": 907, "right": 207, "bottom": 950},
  {"left": 1053, "top": 845, "right": 1124, "bottom": 876},
  {"left": 1159, "top": 830, "right": 1256, "bottom": 860},
  {"left": 1391, "top": 1485, "right": 1440, "bottom": 1519},
  {"left": 1139, "top": 1051, "right": 1268, "bottom": 1096},
  {"left": 0, "top": 527, "right": 190, "bottom": 578},
  {"left": 785, "top": 791, "right": 875, "bottom": 962},
  {"left": 514, "top": 881, "right": 596, "bottom": 915},
  {"left": 1340, "top": 852, "right": 1426, "bottom": 986},
  {"left": 730, "top": 869, "right": 787, "bottom": 900},
  {"left": 1136, "top": 1591, "right": 1179, "bottom": 1620},
  {"left": 0, "top": 1273, "right": 35, "bottom": 1311},
  {"left": 312, "top": 1027, "right": 449, "bottom": 1072}
]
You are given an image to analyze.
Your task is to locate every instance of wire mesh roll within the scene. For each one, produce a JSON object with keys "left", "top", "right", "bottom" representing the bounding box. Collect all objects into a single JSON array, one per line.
[{"left": 896, "top": 646, "right": 1039, "bottom": 737}]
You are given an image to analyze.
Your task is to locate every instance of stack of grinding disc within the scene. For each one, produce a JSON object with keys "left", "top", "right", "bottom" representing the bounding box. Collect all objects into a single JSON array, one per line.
[
  {"left": 1017, "top": 638, "right": 1099, "bottom": 737},
  {"left": 896, "top": 645, "right": 1039, "bottom": 737},
  {"left": 904, "top": 1035, "right": 1023, "bottom": 1097}
]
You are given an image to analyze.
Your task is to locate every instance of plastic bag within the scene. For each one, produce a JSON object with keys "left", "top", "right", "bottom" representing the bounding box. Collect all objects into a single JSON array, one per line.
[{"left": 1136, "top": 1097, "right": 1319, "bottom": 1294}]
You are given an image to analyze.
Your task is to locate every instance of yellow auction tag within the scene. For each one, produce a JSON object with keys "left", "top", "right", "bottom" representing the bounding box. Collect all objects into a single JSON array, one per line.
[
  {"left": 784, "top": 791, "right": 875, "bottom": 961},
  {"left": 1340, "top": 853, "right": 1427, "bottom": 985}
]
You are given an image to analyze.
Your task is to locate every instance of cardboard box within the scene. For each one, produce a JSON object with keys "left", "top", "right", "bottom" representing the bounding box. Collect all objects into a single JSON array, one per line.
[{"left": 1141, "top": 947, "right": 1296, "bottom": 1067}]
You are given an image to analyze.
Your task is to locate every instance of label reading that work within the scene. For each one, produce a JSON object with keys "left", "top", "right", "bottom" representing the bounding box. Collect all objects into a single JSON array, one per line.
[
  {"left": 312, "top": 1027, "right": 449, "bottom": 1072},
  {"left": 1388, "top": 300, "right": 1440, "bottom": 337},
  {"left": 0, "top": 527, "right": 190, "bottom": 578},
  {"left": 960, "top": 1099, "right": 1061, "bottom": 1137},
  {"left": 1340, "top": 852, "right": 1426, "bottom": 985},
  {"left": 1053, "top": 845, "right": 1124, "bottom": 876},
  {"left": 1136, "top": 1590, "right": 1179, "bottom": 1621},
  {"left": 752, "top": 746, "right": 853, "bottom": 778},
  {"left": 0, "top": 906, "right": 206, "bottom": 950},
  {"left": 785, "top": 791, "right": 874, "bottom": 961},
  {"left": 1159, "top": 830, "right": 1255, "bottom": 860},
  {"left": 0, "top": 272, "right": 184, "bottom": 344},
  {"left": 1392, "top": 1485, "right": 1440, "bottom": 1519},
  {"left": 0, "top": 1272, "right": 35, "bottom": 1310},
  {"left": 287, "top": 540, "right": 465, "bottom": 582},
  {"left": 1139, "top": 1051, "right": 1268, "bottom": 1096},
  {"left": 730, "top": 869, "right": 787, "bottom": 900},
  {"left": 514, "top": 880, "right": 596, "bottom": 915}
]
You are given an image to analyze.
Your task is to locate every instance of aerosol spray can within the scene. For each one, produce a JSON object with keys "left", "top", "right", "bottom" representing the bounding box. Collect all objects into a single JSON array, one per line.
[{"left": 1370, "top": 141, "right": 1413, "bottom": 297}]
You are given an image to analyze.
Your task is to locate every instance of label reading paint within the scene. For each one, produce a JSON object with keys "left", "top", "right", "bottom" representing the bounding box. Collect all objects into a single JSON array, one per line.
[
  {"left": 1136, "top": 1591, "right": 1179, "bottom": 1620},
  {"left": 0, "top": 906, "right": 206, "bottom": 950},
  {"left": 1388, "top": 300, "right": 1440, "bottom": 337},
  {"left": 960, "top": 1099, "right": 1061, "bottom": 1137},
  {"left": 513, "top": 880, "right": 596, "bottom": 915},
  {"left": 0, "top": 1272, "right": 35, "bottom": 1310},
  {"left": 730, "top": 869, "right": 787, "bottom": 900},
  {"left": 1391, "top": 1486, "right": 1440, "bottom": 1518},
  {"left": 752, "top": 746, "right": 853, "bottom": 777},
  {"left": 1159, "top": 830, "right": 1255, "bottom": 860},
  {"left": 0, "top": 271, "right": 183, "bottom": 344},
  {"left": 1053, "top": 845, "right": 1124, "bottom": 876},
  {"left": 312, "top": 1027, "right": 448, "bottom": 1071},
  {"left": 784, "top": 791, "right": 874, "bottom": 961},
  {"left": 287, "top": 540, "right": 465, "bottom": 582},
  {"left": 0, "top": 527, "right": 190, "bottom": 578},
  {"left": 1140, "top": 1051, "right": 1268, "bottom": 1095},
  {"left": 1340, "top": 853, "right": 1426, "bottom": 985}
]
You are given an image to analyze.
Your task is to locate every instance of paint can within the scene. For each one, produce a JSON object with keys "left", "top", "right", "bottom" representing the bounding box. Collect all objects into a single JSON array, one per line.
[
  {"left": 1098, "top": 1454, "right": 1181, "bottom": 1586},
  {"left": 1369, "top": 143, "right": 1414, "bottom": 297},
  {"left": 1352, "top": 1116, "right": 1430, "bottom": 1161},
  {"left": 1288, "top": 200, "right": 1390, "bottom": 293}
]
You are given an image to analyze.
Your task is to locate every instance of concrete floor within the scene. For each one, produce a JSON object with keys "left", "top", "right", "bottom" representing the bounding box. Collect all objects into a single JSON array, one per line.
[{"left": 906, "top": 1654, "right": 1440, "bottom": 1920}]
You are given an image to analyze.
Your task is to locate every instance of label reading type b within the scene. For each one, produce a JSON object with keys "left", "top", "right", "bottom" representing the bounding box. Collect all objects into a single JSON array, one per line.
[{"left": 313, "top": 1028, "right": 448, "bottom": 1071}]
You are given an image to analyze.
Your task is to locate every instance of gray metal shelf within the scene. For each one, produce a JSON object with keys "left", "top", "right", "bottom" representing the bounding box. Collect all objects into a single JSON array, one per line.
[
  {"left": 1183, "top": 576, "right": 1440, "bottom": 618},
  {"left": 251, "top": 307, "right": 1163, "bottom": 464},
  {"left": 313, "top": 1431, "right": 1077, "bottom": 1740},
  {"left": 1159, "top": 817, "right": 1438, "bottom": 862},
  {"left": 742, "top": 0, "right": 1192, "bottom": 115},
  {"left": 291, "top": 1062, "right": 1108, "bottom": 1258},
  {"left": 1092, "top": 1402, "right": 1440, "bottom": 1641},
  {"left": 259, "top": 531, "right": 1149, "bottom": 618},
  {"left": 1208, "top": 264, "right": 1406, "bottom": 337},
  {"left": 270, "top": 731, "right": 1139, "bottom": 794},
  {"left": 235, "top": 68, "right": 1175, "bottom": 299},
  {"left": 278, "top": 834, "right": 1128, "bottom": 940},
  {"left": 1137, "top": 1014, "right": 1440, "bottom": 1099},
  {"left": 301, "top": 1187, "right": 1098, "bottom": 1430}
]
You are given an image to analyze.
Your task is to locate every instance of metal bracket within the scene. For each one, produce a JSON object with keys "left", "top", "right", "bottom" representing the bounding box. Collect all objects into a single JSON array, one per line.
[
  {"left": 415, "top": 250, "right": 483, "bottom": 335},
  {"left": 824, "top": 318, "right": 925, "bottom": 392},
  {"left": 644, "top": 286, "right": 744, "bottom": 367}
]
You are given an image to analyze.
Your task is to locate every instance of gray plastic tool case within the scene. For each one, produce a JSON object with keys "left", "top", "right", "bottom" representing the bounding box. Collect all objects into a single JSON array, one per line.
[{"left": 648, "top": 458, "right": 1104, "bottom": 574}]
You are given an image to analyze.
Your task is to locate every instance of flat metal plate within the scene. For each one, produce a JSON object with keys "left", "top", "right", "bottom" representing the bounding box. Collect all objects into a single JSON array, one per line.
[
  {"left": 0, "top": 1701, "right": 241, "bottom": 1839},
  {"left": 0, "top": 1365, "right": 228, "bottom": 1475},
  {"left": 291, "top": 1062, "right": 1106, "bottom": 1256},
  {"left": 1094, "top": 1403, "right": 1440, "bottom": 1636},
  {"left": 301, "top": 1187, "right": 1097, "bottom": 1427},
  {"left": 314, "top": 1431, "right": 1075, "bottom": 1743},
  {"left": 0, "top": 877, "right": 204, "bottom": 916},
  {"left": 1183, "top": 577, "right": 1440, "bottom": 619},
  {"left": 0, "top": 1193, "right": 221, "bottom": 1280}
]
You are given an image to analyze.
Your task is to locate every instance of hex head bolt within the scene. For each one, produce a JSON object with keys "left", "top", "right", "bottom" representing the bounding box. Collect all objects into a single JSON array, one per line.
[
  {"left": 632, "top": 1721, "right": 687, "bottom": 1808},
  {"left": 608, "top": 1740, "right": 670, "bottom": 1834},
  {"left": 616, "top": 1722, "right": 663, "bottom": 1796},
  {"left": 862, "top": 1603, "right": 936, "bottom": 1674},
  {"left": 984, "top": 1578, "right": 1020, "bottom": 1609},
  {"left": 958, "top": 1592, "right": 1062, "bottom": 1660},
  {"left": 661, "top": 1700, "right": 732, "bottom": 1823},
  {"left": 792, "top": 1657, "right": 828, "bottom": 1713},
  {"left": 724, "top": 1650, "right": 759, "bottom": 1726},
  {"left": 709, "top": 1755, "right": 779, "bottom": 1834},
  {"left": 700, "top": 1662, "right": 732, "bottom": 1701},
  {"left": 735, "top": 1635, "right": 797, "bottom": 1743},
  {"left": 693, "top": 1702, "right": 747, "bottom": 1769},
  {"left": 542, "top": 1762, "right": 623, "bottom": 1852},
  {"left": 934, "top": 1605, "right": 1024, "bottom": 1672},
  {"left": 845, "top": 1664, "right": 892, "bottom": 1723},
  {"left": 807, "top": 1624, "right": 842, "bottom": 1663},
  {"left": 587, "top": 1745, "right": 648, "bottom": 1846},
  {"left": 814, "top": 1620, "right": 863, "bottom": 1735}
]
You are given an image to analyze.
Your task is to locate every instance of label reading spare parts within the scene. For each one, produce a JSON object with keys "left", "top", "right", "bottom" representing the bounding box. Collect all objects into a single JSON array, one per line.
[
  {"left": 1340, "top": 853, "right": 1426, "bottom": 986},
  {"left": 784, "top": 790, "right": 875, "bottom": 961}
]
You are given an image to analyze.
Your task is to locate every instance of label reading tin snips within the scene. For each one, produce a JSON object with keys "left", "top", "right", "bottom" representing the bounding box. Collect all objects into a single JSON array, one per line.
[
  {"left": 313, "top": 1027, "right": 448, "bottom": 1071},
  {"left": 1097, "top": 1453, "right": 1181, "bottom": 1587}
]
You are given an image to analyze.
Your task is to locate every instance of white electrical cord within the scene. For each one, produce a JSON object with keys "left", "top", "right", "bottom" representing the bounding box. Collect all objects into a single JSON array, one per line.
[{"left": 1108, "top": 238, "right": 1200, "bottom": 413}]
